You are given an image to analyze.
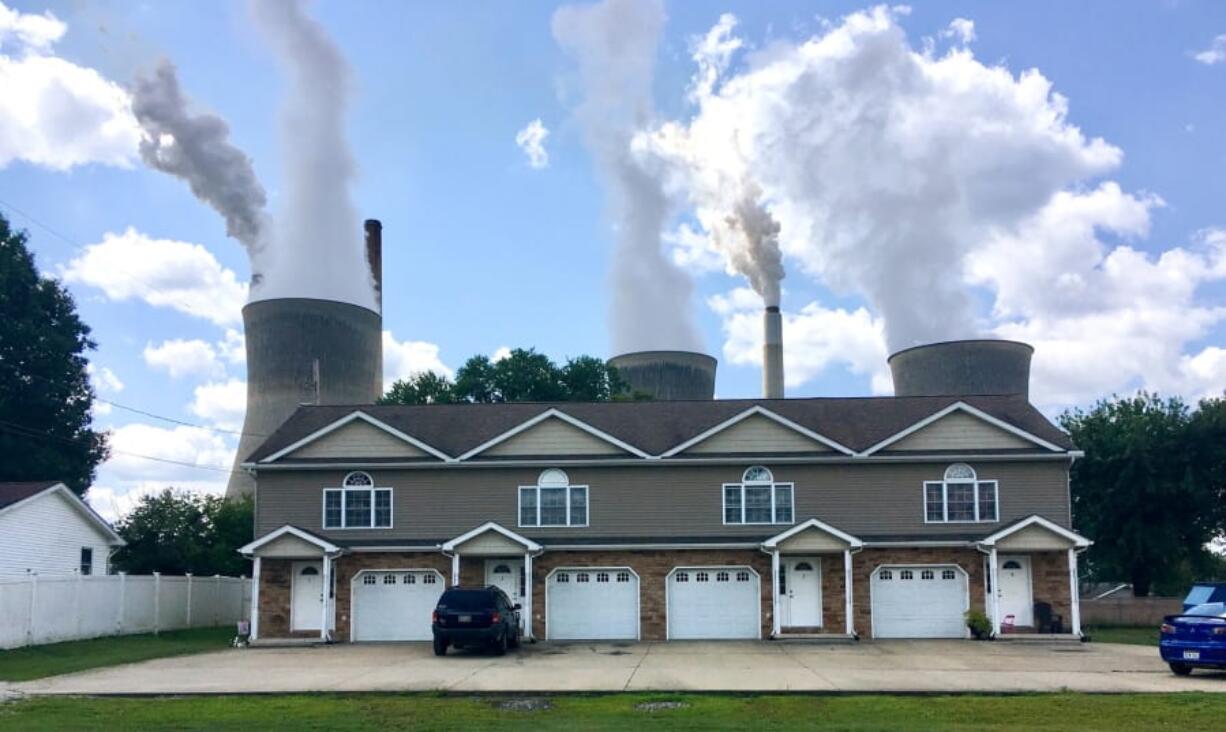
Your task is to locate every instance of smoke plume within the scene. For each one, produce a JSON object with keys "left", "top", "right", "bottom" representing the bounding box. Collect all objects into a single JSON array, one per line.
[
  {"left": 552, "top": 0, "right": 703, "bottom": 354},
  {"left": 248, "top": 0, "right": 376, "bottom": 311},
  {"left": 131, "top": 60, "right": 270, "bottom": 262}
]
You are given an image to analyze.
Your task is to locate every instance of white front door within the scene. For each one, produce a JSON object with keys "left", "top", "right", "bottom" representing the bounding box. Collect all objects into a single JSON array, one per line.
[
  {"left": 782, "top": 558, "right": 822, "bottom": 628},
  {"left": 485, "top": 559, "right": 526, "bottom": 632},
  {"left": 997, "top": 555, "right": 1034, "bottom": 626},
  {"left": 291, "top": 561, "right": 323, "bottom": 631}
]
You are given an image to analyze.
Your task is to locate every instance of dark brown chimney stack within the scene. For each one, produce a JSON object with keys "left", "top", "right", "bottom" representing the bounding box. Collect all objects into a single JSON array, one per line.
[{"left": 364, "top": 218, "right": 383, "bottom": 310}]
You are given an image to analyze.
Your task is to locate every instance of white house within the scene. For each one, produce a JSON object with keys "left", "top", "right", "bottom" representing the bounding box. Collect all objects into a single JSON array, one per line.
[{"left": 0, "top": 481, "right": 125, "bottom": 578}]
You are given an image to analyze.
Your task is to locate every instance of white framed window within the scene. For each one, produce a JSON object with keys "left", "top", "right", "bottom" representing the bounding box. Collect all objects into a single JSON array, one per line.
[
  {"left": 323, "top": 472, "right": 392, "bottom": 529},
  {"left": 519, "top": 469, "right": 589, "bottom": 527},
  {"left": 723, "top": 466, "right": 795, "bottom": 525},
  {"left": 923, "top": 464, "right": 999, "bottom": 524}
]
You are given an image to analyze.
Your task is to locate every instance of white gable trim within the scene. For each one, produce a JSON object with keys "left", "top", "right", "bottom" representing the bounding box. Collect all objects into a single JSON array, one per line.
[
  {"left": 979, "top": 514, "right": 1092, "bottom": 548},
  {"left": 761, "top": 517, "right": 864, "bottom": 549},
  {"left": 441, "top": 521, "right": 542, "bottom": 552},
  {"left": 662, "top": 406, "right": 856, "bottom": 458},
  {"left": 456, "top": 408, "right": 651, "bottom": 461},
  {"left": 259, "top": 411, "right": 453, "bottom": 464},
  {"left": 1, "top": 483, "right": 125, "bottom": 546},
  {"left": 238, "top": 524, "right": 342, "bottom": 556},
  {"left": 859, "top": 402, "right": 1066, "bottom": 456}
]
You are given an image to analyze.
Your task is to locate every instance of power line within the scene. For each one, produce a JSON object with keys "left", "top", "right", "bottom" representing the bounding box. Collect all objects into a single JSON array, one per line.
[{"left": 0, "top": 419, "right": 244, "bottom": 476}]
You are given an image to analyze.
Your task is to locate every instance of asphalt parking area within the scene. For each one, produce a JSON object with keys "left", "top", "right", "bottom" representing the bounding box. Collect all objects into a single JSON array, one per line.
[{"left": 8, "top": 639, "right": 1226, "bottom": 695}]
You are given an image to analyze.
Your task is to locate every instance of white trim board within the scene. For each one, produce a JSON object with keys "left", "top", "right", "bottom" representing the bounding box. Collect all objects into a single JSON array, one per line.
[
  {"left": 259, "top": 411, "right": 453, "bottom": 464},
  {"left": 0, "top": 483, "right": 124, "bottom": 546},
  {"left": 662, "top": 406, "right": 855, "bottom": 457},
  {"left": 441, "top": 521, "right": 542, "bottom": 553},
  {"left": 457, "top": 408, "right": 652, "bottom": 461},
  {"left": 238, "top": 524, "right": 342, "bottom": 556},
  {"left": 860, "top": 402, "right": 1065, "bottom": 456},
  {"left": 978, "top": 514, "right": 1092, "bottom": 548},
  {"left": 762, "top": 518, "right": 864, "bottom": 549}
]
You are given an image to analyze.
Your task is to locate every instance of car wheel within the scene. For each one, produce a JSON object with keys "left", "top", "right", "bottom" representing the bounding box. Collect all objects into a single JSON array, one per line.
[
  {"left": 433, "top": 637, "right": 448, "bottom": 657},
  {"left": 1169, "top": 663, "right": 1193, "bottom": 676},
  {"left": 492, "top": 630, "right": 507, "bottom": 656},
  {"left": 508, "top": 626, "right": 521, "bottom": 649}
]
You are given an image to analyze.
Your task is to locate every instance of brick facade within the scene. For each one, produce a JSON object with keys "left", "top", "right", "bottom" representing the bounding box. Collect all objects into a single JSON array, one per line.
[{"left": 255, "top": 545, "right": 1073, "bottom": 642}]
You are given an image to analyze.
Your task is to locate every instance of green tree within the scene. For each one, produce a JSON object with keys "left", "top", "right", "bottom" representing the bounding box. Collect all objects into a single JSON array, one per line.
[
  {"left": 113, "top": 490, "right": 253, "bottom": 576},
  {"left": 1060, "top": 393, "right": 1222, "bottom": 596},
  {"left": 0, "top": 214, "right": 108, "bottom": 495},
  {"left": 381, "top": 348, "right": 638, "bottom": 405}
]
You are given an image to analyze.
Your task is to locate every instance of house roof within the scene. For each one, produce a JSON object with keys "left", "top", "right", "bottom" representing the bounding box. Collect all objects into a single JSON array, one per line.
[
  {"left": 0, "top": 481, "right": 62, "bottom": 510},
  {"left": 0, "top": 481, "right": 124, "bottom": 545},
  {"left": 244, "top": 394, "right": 1074, "bottom": 464}
]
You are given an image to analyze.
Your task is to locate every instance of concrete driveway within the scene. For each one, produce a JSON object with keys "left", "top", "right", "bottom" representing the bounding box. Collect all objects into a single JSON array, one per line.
[{"left": 10, "top": 640, "right": 1226, "bottom": 695}]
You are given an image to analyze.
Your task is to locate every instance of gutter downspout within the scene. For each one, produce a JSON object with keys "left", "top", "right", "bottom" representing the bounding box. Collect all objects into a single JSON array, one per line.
[
  {"left": 845, "top": 546, "right": 863, "bottom": 640},
  {"left": 759, "top": 545, "right": 780, "bottom": 639}
]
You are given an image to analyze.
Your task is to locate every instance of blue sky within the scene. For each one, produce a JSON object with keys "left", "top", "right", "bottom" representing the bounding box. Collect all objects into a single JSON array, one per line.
[{"left": 1, "top": 0, "right": 1224, "bottom": 516}]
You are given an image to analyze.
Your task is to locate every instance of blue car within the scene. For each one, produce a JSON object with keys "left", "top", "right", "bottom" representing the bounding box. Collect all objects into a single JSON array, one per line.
[{"left": 1159, "top": 602, "right": 1226, "bottom": 676}]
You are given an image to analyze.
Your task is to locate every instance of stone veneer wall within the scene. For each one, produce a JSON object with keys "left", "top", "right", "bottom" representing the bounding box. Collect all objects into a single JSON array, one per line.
[
  {"left": 257, "top": 558, "right": 294, "bottom": 638},
  {"left": 1028, "top": 551, "right": 1072, "bottom": 628},
  {"left": 530, "top": 549, "right": 773, "bottom": 641}
]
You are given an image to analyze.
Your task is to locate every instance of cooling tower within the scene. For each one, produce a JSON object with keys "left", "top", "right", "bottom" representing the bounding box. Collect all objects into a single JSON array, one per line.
[
  {"left": 887, "top": 339, "right": 1033, "bottom": 398},
  {"left": 607, "top": 351, "right": 717, "bottom": 401},
  {"left": 225, "top": 221, "right": 384, "bottom": 497}
]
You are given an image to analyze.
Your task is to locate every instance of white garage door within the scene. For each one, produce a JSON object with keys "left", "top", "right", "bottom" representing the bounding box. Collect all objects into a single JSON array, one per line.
[
  {"left": 352, "top": 570, "right": 445, "bottom": 641},
  {"left": 547, "top": 568, "right": 639, "bottom": 640},
  {"left": 871, "top": 566, "right": 968, "bottom": 639},
  {"left": 667, "top": 567, "right": 760, "bottom": 640}
]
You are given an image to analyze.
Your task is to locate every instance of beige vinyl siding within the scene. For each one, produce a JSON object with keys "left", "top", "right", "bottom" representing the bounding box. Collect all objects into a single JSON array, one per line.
[
  {"left": 777, "top": 530, "right": 850, "bottom": 553},
  {"left": 287, "top": 420, "right": 429, "bottom": 460},
  {"left": 683, "top": 415, "right": 832, "bottom": 454},
  {"left": 995, "top": 524, "right": 1075, "bottom": 551},
  {"left": 255, "top": 461, "right": 1071, "bottom": 543},
  {"left": 453, "top": 532, "right": 527, "bottom": 556},
  {"left": 255, "top": 533, "right": 326, "bottom": 558},
  {"left": 482, "top": 417, "right": 628, "bottom": 457},
  {"left": 889, "top": 412, "right": 1036, "bottom": 451}
]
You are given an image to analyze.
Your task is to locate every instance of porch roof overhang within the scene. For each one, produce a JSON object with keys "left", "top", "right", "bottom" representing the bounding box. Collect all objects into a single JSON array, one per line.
[
  {"left": 761, "top": 518, "right": 864, "bottom": 551},
  {"left": 440, "top": 521, "right": 542, "bottom": 554},
  {"left": 238, "top": 524, "right": 343, "bottom": 557},
  {"left": 977, "top": 514, "right": 1092, "bottom": 550}
]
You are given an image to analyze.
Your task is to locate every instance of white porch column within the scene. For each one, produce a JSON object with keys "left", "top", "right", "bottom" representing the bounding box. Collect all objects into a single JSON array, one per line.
[
  {"left": 988, "top": 547, "right": 1001, "bottom": 636},
  {"left": 1068, "top": 548, "right": 1082, "bottom": 636},
  {"left": 770, "top": 550, "right": 781, "bottom": 638},
  {"left": 250, "top": 557, "right": 261, "bottom": 641},
  {"left": 319, "top": 553, "right": 332, "bottom": 641},
  {"left": 451, "top": 553, "right": 460, "bottom": 587},
  {"left": 843, "top": 549, "right": 855, "bottom": 637},
  {"left": 523, "top": 552, "right": 533, "bottom": 641}
]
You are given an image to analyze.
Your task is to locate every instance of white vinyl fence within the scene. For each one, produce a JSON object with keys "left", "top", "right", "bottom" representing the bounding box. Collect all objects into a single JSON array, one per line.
[{"left": 0, "top": 573, "right": 252, "bottom": 650}]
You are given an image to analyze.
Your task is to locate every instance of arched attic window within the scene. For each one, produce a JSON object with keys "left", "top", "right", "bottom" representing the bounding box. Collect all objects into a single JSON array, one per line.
[
  {"left": 520, "top": 469, "right": 587, "bottom": 527},
  {"left": 725, "top": 466, "right": 792, "bottom": 525},
  {"left": 943, "top": 463, "right": 976, "bottom": 482},
  {"left": 538, "top": 468, "right": 569, "bottom": 487},
  {"left": 925, "top": 463, "right": 997, "bottom": 524},
  {"left": 743, "top": 465, "right": 774, "bottom": 483},
  {"left": 344, "top": 471, "right": 374, "bottom": 487}
]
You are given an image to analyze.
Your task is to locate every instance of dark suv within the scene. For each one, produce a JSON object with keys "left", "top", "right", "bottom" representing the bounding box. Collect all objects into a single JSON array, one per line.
[{"left": 431, "top": 585, "right": 521, "bottom": 656}]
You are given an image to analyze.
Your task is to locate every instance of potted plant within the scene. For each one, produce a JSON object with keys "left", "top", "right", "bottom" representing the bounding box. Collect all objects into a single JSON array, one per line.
[{"left": 965, "top": 609, "right": 992, "bottom": 640}]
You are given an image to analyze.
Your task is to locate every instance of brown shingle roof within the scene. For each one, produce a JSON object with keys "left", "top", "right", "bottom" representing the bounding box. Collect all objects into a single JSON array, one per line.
[
  {"left": 0, "top": 481, "right": 62, "bottom": 510},
  {"left": 245, "top": 395, "right": 1073, "bottom": 464}
]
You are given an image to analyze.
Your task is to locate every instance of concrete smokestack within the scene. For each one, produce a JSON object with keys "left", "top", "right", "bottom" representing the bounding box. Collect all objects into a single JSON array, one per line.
[
  {"left": 364, "top": 219, "right": 383, "bottom": 309},
  {"left": 763, "top": 306, "right": 784, "bottom": 399}
]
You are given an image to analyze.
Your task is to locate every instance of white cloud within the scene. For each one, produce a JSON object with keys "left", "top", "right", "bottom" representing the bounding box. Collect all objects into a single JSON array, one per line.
[
  {"left": 491, "top": 346, "right": 513, "bottom": 363},
  {"left": 89, "top": 423, "right": 234, "bottom": 520},
  {"left": 0, "top": 2, "right": 139, "bottom": 170},
  {"left": 382, "top": 331, "right": 452, "bottom": 390},
  {"left": 1193, "top": 34, "right": 1226, "bottom": 65},
  {"left": 143, "top": 338, "right": 222, "bottom": 379},
  {"left": 940, "top": 18, "right": 976, "bottom": 45},
  {"left": 188, "top": 379, "right": 247, "bottom": 431},
  {"left": 218, "top": 328, "right": 246, "bottom": 364},
  {"left": 86, "top": 363, "right": 123, "bottom": 417},
  {"left": 61, "top": 227, "right": 247, "bottom": 326},
  {"left": 709, "top": 287, "right": 891, "bottom": 393},
  {"left": 0, "top": 2, "right": 65, "bottom": 50},
  {"left": 515, "top": 117, "right": 550, "bottom": 169}
]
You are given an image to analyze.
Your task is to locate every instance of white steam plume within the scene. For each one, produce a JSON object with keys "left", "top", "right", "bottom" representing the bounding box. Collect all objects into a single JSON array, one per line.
[
  {"left": 131, "top": 60, "right": 270, "bottom": 264},
  {"left": 552, "top": 0, "right": 703, "bottom": 354},
  {"left": 249, "top": 0, "right": 376, "bottom": 312}
]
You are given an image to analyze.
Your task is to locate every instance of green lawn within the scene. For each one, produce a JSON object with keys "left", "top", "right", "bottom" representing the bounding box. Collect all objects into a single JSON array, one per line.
[
  {"left": 2, "top": 693, "right": 1224, "bottom": 731},
  {"left": 1085, "top": 625, "right": 1160, "bottom": 646},
  {"left": 0, "top": 627, "right": 233, "bottom": 682}
]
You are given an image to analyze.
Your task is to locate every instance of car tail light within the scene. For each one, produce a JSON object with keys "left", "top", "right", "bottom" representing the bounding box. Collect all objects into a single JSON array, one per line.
[
  {"left": 432, "top": 611, "right": 439, "bottom": 624},
  {"left": 1160, "top": 623, "right": 1176, "bottom": 635},
  {"left": 491, "top": 612, "right": 501, "bottom": 624},
  {"left": 1213, "top": 626, "right": 1226, "bottom": 636}
]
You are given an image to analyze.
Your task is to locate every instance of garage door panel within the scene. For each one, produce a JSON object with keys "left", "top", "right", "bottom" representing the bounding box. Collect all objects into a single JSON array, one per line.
[
  {"left": 668, "top": 567, "right": 760, "bottom": 640},
  {"left": 548, "top": 568, "right": 638, "bottom": 640},
  {"left": 871, "top": 566, "right": 967, "bottom": 639},
  {"left": 353, "top": 570, "right": 444, "bottom": 641}
]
